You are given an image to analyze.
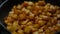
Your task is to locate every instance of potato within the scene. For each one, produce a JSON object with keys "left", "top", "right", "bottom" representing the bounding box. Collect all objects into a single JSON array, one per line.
[
  {"left": 4, "top": 1, "right": 60, "bottom": 34},
  {"left": 24, "top": 26, "right": 31, "bottom": 33},
  {"left": 17, "top": 29, "right": 24, "bottom": 34}
]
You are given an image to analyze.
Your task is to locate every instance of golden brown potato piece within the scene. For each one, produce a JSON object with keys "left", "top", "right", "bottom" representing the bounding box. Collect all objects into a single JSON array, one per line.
[
  {"left": 17, "top": 29, "right": 24, "bottom": 34},
  {"left": 19, "top": 13, "right": 26, "bottom": 20},
  {"left": 24, "top": 26, "right": 31, "bottom": 33},
  {"left": 38, "top": 1, "right": 46, "bottom": 6}
]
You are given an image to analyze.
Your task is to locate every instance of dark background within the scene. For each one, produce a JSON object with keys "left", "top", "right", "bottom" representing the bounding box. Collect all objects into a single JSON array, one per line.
[{"left": 0, "top": 0, "right": 60, "bottom": 34}]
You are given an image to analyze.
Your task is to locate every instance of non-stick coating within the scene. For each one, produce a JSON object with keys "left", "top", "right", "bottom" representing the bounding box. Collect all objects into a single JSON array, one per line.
[{"left": 0, "top": 0, "right": 60, "bottom": 34}]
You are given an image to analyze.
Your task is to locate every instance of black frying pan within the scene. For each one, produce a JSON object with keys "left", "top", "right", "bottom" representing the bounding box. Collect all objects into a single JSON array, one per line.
[{"left": 0, "top": 0, "right": 60, "bottom": 34}]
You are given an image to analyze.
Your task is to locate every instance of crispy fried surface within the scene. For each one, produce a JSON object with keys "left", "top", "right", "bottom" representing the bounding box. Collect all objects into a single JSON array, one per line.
[{"left": 4, "top": 1, "right": 60, "bottom": 34}]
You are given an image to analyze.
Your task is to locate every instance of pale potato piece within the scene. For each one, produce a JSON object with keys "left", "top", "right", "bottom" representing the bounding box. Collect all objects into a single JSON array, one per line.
[{"left": 17, "top": 29, "right": 24, "bottom": 34}]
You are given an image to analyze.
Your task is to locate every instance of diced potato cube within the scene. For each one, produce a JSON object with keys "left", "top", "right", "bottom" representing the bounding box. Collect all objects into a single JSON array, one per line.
[
  {"left": 7, "top": 26, "right": 16, "bottom": 32},
  {"left": 38, "top": 20, "right": 46, "bottom": 26},
  {"left": 33, "top": 31, "right": 39, "bottom": 34},
  {"left": 26, "top": 21, "right": 33, "bottom": 25},
  {"left": 13, "top": 21, "right": 18, "bottom": 27},
  {"left": 38, "top": 28, "right": 43, "bottom": 33},
  {"left": 38, "top": 1, "right": 46, "bottom": 6},
  {"left": 33, "top": 24, "right": 40, "bottom": 28},
  {"left": 19, "top": 13, "right": 26, "bottom": 20},
  {"left": 24, "top": 26, "right": 31, "bottom": 33},
  {"left": 21, "top": 19, "right": 29, "bottom": 25},
  {"left": 17, "top": 29, "right": 24, "bottom": 34}
]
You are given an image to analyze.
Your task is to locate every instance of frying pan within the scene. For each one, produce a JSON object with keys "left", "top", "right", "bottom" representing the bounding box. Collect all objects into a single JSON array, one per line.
[{"left": 0, "top": 0, "right": 60, "bottom": 34}]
